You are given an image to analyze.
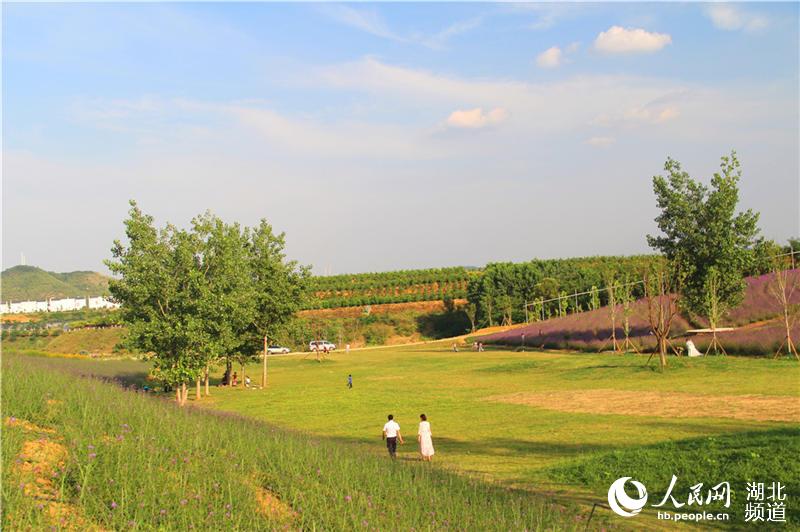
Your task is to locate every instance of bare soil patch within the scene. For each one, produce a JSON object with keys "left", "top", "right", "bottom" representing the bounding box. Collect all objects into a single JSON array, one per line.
[
  {"left": 6, "top": 416, "right": 105, "bottom": 531},
  {"left": 486, "top": 389, "right": 800, "bottom": 422},
  {"left": 255, "top": 485, "right": 298, "bottom": 522}
]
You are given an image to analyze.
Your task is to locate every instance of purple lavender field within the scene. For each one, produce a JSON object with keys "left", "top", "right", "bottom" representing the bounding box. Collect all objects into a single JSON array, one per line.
[{"left": 479, "top": 270, "right": 800, "bottom": 356}]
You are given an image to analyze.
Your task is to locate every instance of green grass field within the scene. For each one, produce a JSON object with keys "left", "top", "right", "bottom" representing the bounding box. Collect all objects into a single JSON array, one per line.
[{"left": 4, "top": 343, "right": 799, "bottom": 529}]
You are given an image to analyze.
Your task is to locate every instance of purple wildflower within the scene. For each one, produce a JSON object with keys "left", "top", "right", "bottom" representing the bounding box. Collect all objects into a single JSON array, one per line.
[
  {"left": 111, "top": 501, "right": 118, "bottom": 509},
  {"left": 345, "top": 495, "right": 352, "bottom": 502},
  {"left": 88, "top": 452, "right": 97, "bottom": 460}
]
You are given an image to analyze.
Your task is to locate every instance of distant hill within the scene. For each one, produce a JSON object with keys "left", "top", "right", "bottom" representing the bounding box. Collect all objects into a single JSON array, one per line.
[{"left": 1, "top": 266, "right": 111, "bottom": 302}]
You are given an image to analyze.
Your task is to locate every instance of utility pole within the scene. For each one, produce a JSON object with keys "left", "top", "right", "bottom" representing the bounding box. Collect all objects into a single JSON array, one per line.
[{"left": 262, "top": 335, "right": 268, "bottom": 388}]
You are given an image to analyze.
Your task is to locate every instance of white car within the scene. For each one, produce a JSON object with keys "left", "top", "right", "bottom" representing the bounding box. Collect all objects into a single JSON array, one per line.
[
  {"left": 309, "top": 340, "right": 336, "bottom": 352},
  {"left": 267, "top": 345, "right": 290, "bottom": 355}
]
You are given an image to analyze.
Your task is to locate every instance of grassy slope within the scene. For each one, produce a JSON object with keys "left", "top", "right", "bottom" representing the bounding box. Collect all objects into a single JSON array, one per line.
[
  {"left": 2, "top": 355, "right": 572, "bottom": 531},
  {"left": 53, "top": 271, "right": 111, "bottom": 296},
  {"left": 3, "top": 328, "right": 126, "bottom": 356}
]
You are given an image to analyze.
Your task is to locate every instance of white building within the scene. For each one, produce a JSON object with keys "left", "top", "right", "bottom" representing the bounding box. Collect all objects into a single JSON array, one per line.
[{"left": 1, "top": 296, "right": 119, "bottom": 314}]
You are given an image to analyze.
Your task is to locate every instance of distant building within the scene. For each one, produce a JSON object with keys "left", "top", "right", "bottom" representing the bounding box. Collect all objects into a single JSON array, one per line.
[{"left": 1, "top": 296, "right": 120, "bottom": 314}]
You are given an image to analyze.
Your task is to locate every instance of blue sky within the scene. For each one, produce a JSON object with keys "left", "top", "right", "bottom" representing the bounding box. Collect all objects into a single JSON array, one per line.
[{"left": 3, "top": 2, "right": 798, "bottom": 274}]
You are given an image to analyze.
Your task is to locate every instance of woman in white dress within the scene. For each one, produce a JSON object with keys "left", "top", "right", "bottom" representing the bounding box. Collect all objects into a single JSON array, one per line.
[{"left": 417, "top": 414, "right": 435, "bottom": 461}]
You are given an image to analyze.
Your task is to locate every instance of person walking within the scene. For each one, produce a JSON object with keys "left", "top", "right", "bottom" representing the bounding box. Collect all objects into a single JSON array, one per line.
[
  {"left": 382, "top": 414, "right": 403, "bottom": 459},
  {"left": 417, "top": 414, "right": 435, "bottom": 461},
  {"left": 347, "top": 374, "right": 353, "bottom": 388}
]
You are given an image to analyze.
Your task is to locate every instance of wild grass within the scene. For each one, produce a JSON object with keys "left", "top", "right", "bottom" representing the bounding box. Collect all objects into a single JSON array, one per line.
[
  {"left": 548, "top": 428, "right": 800, "bottom": 526},
  {"left": 2, "top": 354, "right": 573, "bottom": 531}
]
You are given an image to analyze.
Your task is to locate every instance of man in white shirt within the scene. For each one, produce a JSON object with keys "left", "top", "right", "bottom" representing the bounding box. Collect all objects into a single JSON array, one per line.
[{"left": 382, "top": 414, "right": 403, "bottom": 459}]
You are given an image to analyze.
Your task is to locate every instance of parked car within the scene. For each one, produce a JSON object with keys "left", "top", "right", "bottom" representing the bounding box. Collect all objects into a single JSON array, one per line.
[
  {"left": 309, "top": 340, "right": 336, "bottom": 352},
  {"left": 267, "top": 345, "right": 290, "bottom": 355}
]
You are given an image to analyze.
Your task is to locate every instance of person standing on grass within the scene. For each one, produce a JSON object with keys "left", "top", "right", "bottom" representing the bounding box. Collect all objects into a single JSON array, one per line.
[
  {"left": 382, "top": 414, "right": 403, "bottom": 459},
  {"left": 417, "top": 414, "right": 435, "bottom": 461},
  {"left": 347, "top": 374, "right": 353, "bottom": 389}
]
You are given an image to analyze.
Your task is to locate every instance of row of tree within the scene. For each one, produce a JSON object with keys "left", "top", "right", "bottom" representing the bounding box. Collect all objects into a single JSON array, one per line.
[
  {"left": 306, "top": 289, "right": 468, "bottom": 309},
  {"left": 107, "top": 202, "right": 308, "bottom": 404},
  {"left": 310, "top": 267, "right": 473, "bottom": 291},
  {"left": 465, "top": 256, "right": 658, "bottom": 327}
]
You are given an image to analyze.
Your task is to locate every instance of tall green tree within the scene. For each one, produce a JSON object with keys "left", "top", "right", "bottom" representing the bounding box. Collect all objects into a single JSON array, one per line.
[
  {"left": 246, "top": 220, "right": 310, "bottom": 388},
  {"left": 192, "top": 213, "right": 256, "bottom": 395},
  {"left": 647, "top": 151, "right": 761, "bottom": 320},
  {"left": 106, "top": 202, "right": 206, "bottom": 405}
]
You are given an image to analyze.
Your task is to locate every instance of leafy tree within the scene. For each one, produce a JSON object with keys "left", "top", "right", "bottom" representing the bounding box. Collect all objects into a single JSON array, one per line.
[
  {"left": 647, "top": 151, "right": 761, "bottom": 321},
  {"left": 245, "top": 220, "right": 310, "bottom": 387},
  {"left": 192, "top": 213, "right": 255, "bottom": 395},
  {"left": 107, "top": 202, "right": 206, "bottom": 405}
]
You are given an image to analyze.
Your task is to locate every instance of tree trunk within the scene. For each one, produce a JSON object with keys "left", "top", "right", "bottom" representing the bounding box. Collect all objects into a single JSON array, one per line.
[
  {"left": 196, "top": 377, "right": 201, "bottom": 401},
  {"left": 175, "top": 386, "right": 181, "bottom": 404},
  {"left": 204, "top": 364, "right": 210, "bottom": 396},
  {"left": 658, "top": 337, "right": 668, "bottom": 370},
  {"left": 241, "top": 361, "right": 245, "bottom": 387},
  {"left": 224, "top": 358, "right": 232, "bottom": 386},
  {"left": 262, "top": 335, "right": 268, "bottom": 389}
]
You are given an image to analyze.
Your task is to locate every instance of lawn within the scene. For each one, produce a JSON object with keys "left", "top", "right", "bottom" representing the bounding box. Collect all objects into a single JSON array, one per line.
[
  {"left": 6, "top": 343, "right": 799, "bottom": 528},
  {"left": 206, "top": 344, "right": 800, "bottom": 527}
]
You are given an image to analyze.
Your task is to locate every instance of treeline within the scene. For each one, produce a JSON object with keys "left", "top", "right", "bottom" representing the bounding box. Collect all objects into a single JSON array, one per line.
[
  {"left": 305, "top": 267, "right": 473, "bottom": 309},
  {"left": 466, "top": 256, "right": 658, "bottom": 327},
  {"left": 465, "top": 247, "right": 782, "bottom": 329}
]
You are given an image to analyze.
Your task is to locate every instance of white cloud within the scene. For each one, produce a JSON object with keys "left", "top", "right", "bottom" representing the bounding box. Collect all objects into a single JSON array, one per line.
[
  {"left": 446, "top": 107, "right": 508, "bottom": 129},
  {"left": 536, "top": 46, "right": 563, "bottom": 69},
  {"left": 586, "top": 136, "right": 616, "bottom": 147},
  {"left": 706, "top": 4, "right": 768, "bottom": 32},
  {"left": 594, "top": 26, "right": 672, "bottom": 54}
]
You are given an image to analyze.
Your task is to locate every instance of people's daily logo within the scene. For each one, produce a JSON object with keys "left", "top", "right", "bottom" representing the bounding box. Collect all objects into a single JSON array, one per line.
[{"left": 608, "top": 477, "right": 648, "bottom": 517}]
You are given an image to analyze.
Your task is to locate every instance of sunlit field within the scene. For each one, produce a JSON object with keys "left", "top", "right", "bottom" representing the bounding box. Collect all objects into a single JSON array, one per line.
[{"left": 5, "top": 344, "right": 798, "bottom": 528}]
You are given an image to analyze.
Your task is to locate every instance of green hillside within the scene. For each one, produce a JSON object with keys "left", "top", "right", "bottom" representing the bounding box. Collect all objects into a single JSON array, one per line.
[{"left": 1, "top": 266, "right": 111, "bottom": 302}]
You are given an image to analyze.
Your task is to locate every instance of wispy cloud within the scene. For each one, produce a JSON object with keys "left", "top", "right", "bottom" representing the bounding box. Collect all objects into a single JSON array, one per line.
[
  {"left": 320, "top": 5, "right": 403, "bottom": 42},
  {"left": 594, "top": 26, "right": 672, "bottom": 54},
  {"left": 320, "top": 5, "right": 481, "bottom": 49},
  {"left": 507, "top": 4, "right": 587, "bottom": 30},
  {"left": 706, "top": 4, "right": 768, "bottom": 32},
  {"left": 421, "top": 17, "right": 482, "bottom": 50}
]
